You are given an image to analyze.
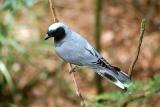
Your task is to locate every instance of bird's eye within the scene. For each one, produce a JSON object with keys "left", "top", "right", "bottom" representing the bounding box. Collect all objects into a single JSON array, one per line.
[
  {"left": 54, "top": 27, "right": 65, "bottom": 37},
  {"left": 53, "top": 27, "right": 66, "bottom": 42}
]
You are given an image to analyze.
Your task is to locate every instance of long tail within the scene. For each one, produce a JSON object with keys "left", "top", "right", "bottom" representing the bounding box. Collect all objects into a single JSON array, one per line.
[{"left": 92, "top": 65, "right": 131, "bottom": 90}]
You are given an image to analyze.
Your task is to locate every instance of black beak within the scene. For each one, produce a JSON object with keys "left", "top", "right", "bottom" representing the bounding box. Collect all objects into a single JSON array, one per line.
[{"left": 44, "top": 34, "right": 50, "bottom": 40}]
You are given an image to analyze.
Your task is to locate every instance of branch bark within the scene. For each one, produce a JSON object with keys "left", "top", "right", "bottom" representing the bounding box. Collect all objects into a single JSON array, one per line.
[
  {"left": 48, "top": 0, "right": 59, "bottom": 23},
  {"left": 128, "top": 19, "right": 146, "bottom": 78}
]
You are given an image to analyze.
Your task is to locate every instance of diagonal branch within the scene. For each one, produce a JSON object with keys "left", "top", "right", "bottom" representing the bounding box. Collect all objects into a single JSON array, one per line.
[
  {"left": 48, "top": 0, "right": 59, "bottom": 22},
  {"left": 69, "top": 64, "right": 87, "bottom": 107},
  {"left": 128, "top": 19, "right": 146, "bottom": 78}
]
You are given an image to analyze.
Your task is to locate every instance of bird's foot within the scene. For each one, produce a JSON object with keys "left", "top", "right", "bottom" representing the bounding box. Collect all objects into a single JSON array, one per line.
[{"left": 69, "top": 66, "right": 79, "bottom": 74}]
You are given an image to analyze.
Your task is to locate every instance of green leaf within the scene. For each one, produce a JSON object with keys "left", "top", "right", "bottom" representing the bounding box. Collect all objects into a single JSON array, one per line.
[
  {"left": 0, "top": 61, "right": 14, "bottom": 90},
  {"left": 0, "top": 0, "right": 10, "bottom": 10},
  {"left": 92, "top": 103, "right": 107, "bottom": 107},
  {"left": 0, "top": 0, "right": 19, "bottom": 11}
]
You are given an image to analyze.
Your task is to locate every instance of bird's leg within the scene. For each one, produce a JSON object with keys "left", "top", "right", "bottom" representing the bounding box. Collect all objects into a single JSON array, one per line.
[
  {"left": 69, "top": 65, "right": 79, "bottom": 74},
  {"left": 69, "top": 64, "right": 87, "bottom": 107}
]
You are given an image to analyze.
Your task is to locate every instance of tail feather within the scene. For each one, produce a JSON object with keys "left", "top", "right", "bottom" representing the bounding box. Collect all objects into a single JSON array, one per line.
[
  {"left": 96, "top": 69, "right": 131, "bottom": 90},
  {"left": 88, "top": 57, "right": 131, "bottom": 89}
]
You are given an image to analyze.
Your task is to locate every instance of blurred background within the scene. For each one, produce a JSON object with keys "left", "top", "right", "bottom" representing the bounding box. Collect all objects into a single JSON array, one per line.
[{"left": 0, "top": 0, "right": 160, "bottom": 107}]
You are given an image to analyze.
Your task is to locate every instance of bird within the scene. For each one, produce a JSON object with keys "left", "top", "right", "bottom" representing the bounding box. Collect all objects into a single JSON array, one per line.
[{"left": 44, "top": 22, "right": 131, "bottom": 90}]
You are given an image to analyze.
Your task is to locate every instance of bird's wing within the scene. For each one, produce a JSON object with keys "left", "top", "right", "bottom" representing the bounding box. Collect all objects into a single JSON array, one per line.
[
  {"left": 56, "top": 41, "right": 99, "bottom": 66},
  {"left": 55, "top": 30, "right": 116, "bottom": 71},
  {"left": 83, "top": 43, "right": 112, "bottom": 68}
]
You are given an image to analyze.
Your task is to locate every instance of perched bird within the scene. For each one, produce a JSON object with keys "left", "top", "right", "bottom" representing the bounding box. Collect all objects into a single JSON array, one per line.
[{"left": 45, "top": 22, "right": 131, "bottom": 90}]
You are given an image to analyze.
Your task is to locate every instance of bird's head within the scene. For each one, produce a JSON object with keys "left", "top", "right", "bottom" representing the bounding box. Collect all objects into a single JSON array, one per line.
[{"left": 44, "top": 22, "right": 67, "bottom": 41}]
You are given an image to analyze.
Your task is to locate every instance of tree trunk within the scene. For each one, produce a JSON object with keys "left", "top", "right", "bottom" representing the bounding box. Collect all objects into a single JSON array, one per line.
[{"left": 94, "top": 0, "right": 103, "bottom": 94}]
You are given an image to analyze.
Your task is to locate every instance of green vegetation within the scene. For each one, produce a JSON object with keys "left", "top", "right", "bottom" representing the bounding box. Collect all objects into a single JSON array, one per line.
[{"left": 92, "top": 75, "right": 160, "bottom": 107}]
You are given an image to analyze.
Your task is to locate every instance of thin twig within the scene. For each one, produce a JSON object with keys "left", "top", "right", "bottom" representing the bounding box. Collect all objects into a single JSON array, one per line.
[
  {"left": 69, "top": 64, "right": 87, "bottom": 107},
  {"left": 122, "top": 86, "right": 160, "bottom": 107},
  {"left": 122, "top": 92, "right": 149, "bottom": 107},
  {"left": 128, "top": 19, "right": 146, "bottom": 78},
  {"left": 48, "top": 0, "right": 59, "bottom": 22}
]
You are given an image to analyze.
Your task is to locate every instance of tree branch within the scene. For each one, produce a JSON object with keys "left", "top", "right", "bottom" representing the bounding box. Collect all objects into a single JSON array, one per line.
[
  {"left": 94, "top": 0, "right": 103, "bottom": 94},
  {"left": 69, "top": 64, "right": 87, "bottom": 107},
  {"left": 128, "top": 19, "right": 146, "bottom": 78},
  {"left": 48, "top": 0, "right": 59, "bottom": 22}
]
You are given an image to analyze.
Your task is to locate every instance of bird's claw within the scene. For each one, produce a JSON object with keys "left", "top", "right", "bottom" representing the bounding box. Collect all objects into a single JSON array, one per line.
[{"left": 69, "top": 66, "right": 79, "bottom": 74}]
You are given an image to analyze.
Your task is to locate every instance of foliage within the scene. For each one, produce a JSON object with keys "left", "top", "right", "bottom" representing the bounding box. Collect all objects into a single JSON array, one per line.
[
  {"left": 0, "top": 61, "right": 14, "bottom": 90},
  {"left": 0, "top": 1, "right": 52, "bottom": 106},
  {"left": 0, "top": 0, "right": 36, "bottom": 11},
  {"left": 92, "top": 75, "right": 160, "bottom": 107}
]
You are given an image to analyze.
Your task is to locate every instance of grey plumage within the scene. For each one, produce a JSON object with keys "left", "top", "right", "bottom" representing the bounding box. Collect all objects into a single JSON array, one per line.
[{"left": 45, "top": 22, "right": 131, "bottom": 90}]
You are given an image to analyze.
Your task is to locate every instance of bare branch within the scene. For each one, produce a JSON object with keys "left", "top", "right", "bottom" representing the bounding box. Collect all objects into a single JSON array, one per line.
[
  {"left": 128, "top": 19, "right": 146, "bottom": 78},
  {"left": 69, "top": 64, "right": 87, "bottom": 107},
  {"left": 48, "top": 0, "right": 59, "bottom": 22}
]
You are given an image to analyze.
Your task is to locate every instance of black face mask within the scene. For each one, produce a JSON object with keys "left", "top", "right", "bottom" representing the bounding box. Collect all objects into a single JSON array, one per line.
[{"left": 45, "top": 27, "right": 66, "bottom": 42}]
